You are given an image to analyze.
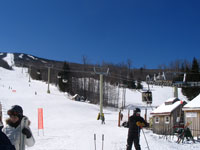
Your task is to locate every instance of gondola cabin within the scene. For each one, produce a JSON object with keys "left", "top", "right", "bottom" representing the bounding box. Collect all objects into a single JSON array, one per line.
[{"left": 142, "top": 91, "right": 152, "bottom": 104}]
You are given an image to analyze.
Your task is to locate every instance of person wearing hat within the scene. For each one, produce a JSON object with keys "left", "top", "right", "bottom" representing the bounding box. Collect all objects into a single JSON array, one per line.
[
  {"left": 2, "top": 105, "right": 35, "bottom": 150},
  {"left": 126, "top": 108, "right": 149, "bottom": 150}
]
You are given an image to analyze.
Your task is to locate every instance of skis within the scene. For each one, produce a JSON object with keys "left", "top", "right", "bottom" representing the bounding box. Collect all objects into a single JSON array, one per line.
[
  {"left": 94, "top": 134, "right": 104, "bottom": 150},
  {"left": 20, "top": 116, "right": 29, "bottom": 150}
]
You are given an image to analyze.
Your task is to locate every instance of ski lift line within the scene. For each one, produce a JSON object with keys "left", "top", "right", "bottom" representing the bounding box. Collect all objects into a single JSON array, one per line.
[
  {"left": 107, "top": 72, "right": 137, "bottom": 80},
  {"left": 28, "top": 65, "right": 93, "bottom": 74},
  {"left": 106, "top": 75, "right": 134, "bottom": 82},
  {"left": 25, "top": 63, "right": 188, "bottom": 82},
  {"left": 20, "top": 63, "right": 110, "bottom": 72},
  {"left": 25, "top": 64, "right": 200, "bottom": 83},
  {"left": 24, "top": 64, "right": 136, "bottom": 79},
  {"left": 165, "top": 71, "right": 200, "bottom": 75},
  {"left": 17, "top": 63, "right": 200, "bottom": 75},
  {"left": 28, "top": 64, "right": 137, "bottom": 81}
]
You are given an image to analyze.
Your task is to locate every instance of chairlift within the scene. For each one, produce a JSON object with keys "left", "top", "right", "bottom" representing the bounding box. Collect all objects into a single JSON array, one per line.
[
  {"left": 62, "top": 79, "right": 68, "bottom": 83},
  {"left": 142, "top": 91, "right": 152, "bottom": 104},
  {"left": 57, "top": 75, "right": 61, "bottom": 79}
]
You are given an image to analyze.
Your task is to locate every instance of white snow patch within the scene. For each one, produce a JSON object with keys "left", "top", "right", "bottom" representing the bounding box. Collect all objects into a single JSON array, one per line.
[
  {"left": 28, "top": 55, "right": 38, "bottom": 60},
  {"left": 3, "top": 53, "right": 15, "bottom": 66},
  {"left": 19, "top": 54, "right": 24, "bottom": 58}
]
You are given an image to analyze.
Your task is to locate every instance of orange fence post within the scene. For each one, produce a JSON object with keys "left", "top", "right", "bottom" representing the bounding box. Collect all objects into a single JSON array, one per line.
[{"left": 38, "top": 108, "right": 44, "bottom": 135}]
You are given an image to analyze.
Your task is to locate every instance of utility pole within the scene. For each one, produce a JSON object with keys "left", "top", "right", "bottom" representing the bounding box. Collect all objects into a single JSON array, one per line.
[
  {"left": 94, "top": 67, "right": 109, "bottom": 124},
  {"left": 174, "top": 86, "right": 178, "bottom": 98},
  {"left": 145, "top": 75, "right": 151, "bottom": 122},
  {"left": 46, "top": 64, "right": 53, "bottom": 94}
]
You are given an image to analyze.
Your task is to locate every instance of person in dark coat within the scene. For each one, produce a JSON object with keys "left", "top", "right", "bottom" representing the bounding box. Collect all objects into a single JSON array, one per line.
[
  {"left": 126, "top": 108, "right": 149, "bottom": 150},
  {"left": 0, "top": 128, "right": 16, "bottom": 150}
]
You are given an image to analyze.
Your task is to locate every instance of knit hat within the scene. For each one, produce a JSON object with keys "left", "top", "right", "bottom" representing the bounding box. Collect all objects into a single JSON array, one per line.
[
  {"left": 7, "top": 105, "right": 23, "bottom": 118},
  {"left": 134, "top": 108, "right": 141, "bottom": 113}
]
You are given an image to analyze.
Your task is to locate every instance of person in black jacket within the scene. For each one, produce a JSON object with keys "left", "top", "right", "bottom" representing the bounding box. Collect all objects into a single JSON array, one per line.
[
  {"left": 0, "top": 130, "right": 16, "bottom": 150},
  {"left": 126, "top": 108, "right": 149, "bottom": 150}
]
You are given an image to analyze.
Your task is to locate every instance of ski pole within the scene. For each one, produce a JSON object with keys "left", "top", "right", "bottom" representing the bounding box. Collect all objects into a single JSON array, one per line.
[
  {"left": 141, "top": 128, "right": 150, "bottom": 150},
  {"left": 102, "top": 134, "right": 104, "bottom": 150},
  {"left": 94, "top": 134, "right": 96, "bottom": 150}
]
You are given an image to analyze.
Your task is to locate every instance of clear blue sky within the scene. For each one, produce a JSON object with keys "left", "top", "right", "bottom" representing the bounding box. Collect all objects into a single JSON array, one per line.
[{"left": 0, "top": 0, "right": 200, "bottom": 68}]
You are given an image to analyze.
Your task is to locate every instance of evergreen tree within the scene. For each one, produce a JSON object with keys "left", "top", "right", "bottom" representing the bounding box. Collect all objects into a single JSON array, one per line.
[
  {"left": 191, "top": 57, "right": 200, "bottom": 81},
  {"left": 182, "top": 87, "right": 200, "bottom": 100},
  {"left": 182, "top": 57, "right": 200, "bottom": 100}
]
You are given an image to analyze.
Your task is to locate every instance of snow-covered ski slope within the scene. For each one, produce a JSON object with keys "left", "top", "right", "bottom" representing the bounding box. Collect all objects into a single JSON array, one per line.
[{"left": 0, "top": 55, "right": 199, "bottom": 150}]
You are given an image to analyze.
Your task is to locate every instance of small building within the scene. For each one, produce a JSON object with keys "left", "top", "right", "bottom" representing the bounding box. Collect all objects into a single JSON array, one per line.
[
  {"left": 150, "top": 97, "right": 186, "bottom": 135},
  {"left": 183, "top": 94, "right": 200, "bottom": 137}
]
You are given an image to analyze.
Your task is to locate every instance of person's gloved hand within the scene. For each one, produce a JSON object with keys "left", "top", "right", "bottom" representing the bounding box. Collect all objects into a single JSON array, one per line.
[
  {"left": 136, "top": 121, "right": 145, "bottom": 127},
  {"left": 22, "top": 128, "right": 32, "bottom": 138}
]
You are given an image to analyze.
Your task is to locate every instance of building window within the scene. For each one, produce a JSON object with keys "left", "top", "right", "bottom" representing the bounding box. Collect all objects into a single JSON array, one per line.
[
  {"left": 155, "top": 117, "right": 159, "bottom": 123},
  {"left": 165, "top": 116, "right": 170, "bottom": 124}
]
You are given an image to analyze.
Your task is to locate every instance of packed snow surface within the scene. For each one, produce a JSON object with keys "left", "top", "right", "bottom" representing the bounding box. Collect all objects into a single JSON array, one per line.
[{"left": 0, "top": 65, "right": 199, "bottom": 150}]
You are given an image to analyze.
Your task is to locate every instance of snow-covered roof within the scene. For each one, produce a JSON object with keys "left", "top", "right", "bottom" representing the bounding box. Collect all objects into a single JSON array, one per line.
[
  {"left": 151, "top": 97, "right": 182, "bottom": 115},
  {"left": 183, "top": 94, "right": 200, "bottom": 110}
]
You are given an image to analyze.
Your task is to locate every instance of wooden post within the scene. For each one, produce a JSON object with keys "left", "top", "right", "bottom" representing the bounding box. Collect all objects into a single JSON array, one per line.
[{"left": 118, "top": 110, "right": 121, "bottom": 127}]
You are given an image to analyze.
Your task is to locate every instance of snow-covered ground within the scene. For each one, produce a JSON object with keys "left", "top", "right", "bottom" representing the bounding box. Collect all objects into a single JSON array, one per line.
[{"left": 0, "top": 54, "right": 199, "bottom": 150}]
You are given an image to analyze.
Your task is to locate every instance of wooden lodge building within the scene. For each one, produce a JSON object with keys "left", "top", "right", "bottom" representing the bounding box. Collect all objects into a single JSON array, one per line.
[
  {"left": 150, "top": 97, "right": 186, "bottom": 135},
  {"left": 183, "top": 94, "right": 200, "bottom": 137}
]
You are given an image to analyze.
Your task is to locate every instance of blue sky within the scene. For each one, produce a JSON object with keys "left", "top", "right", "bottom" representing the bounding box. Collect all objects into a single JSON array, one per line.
[{"left": 0, "top": 0, "right": 200, "bottom": 68}]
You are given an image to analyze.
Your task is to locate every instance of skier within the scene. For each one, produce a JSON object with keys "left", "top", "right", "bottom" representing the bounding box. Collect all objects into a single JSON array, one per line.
[
  {"left": 126, "top": 108, "right": 149, "bottom": 150},
  {"left": 2, "top": 105, "right": 35, "bottom": 150}
]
